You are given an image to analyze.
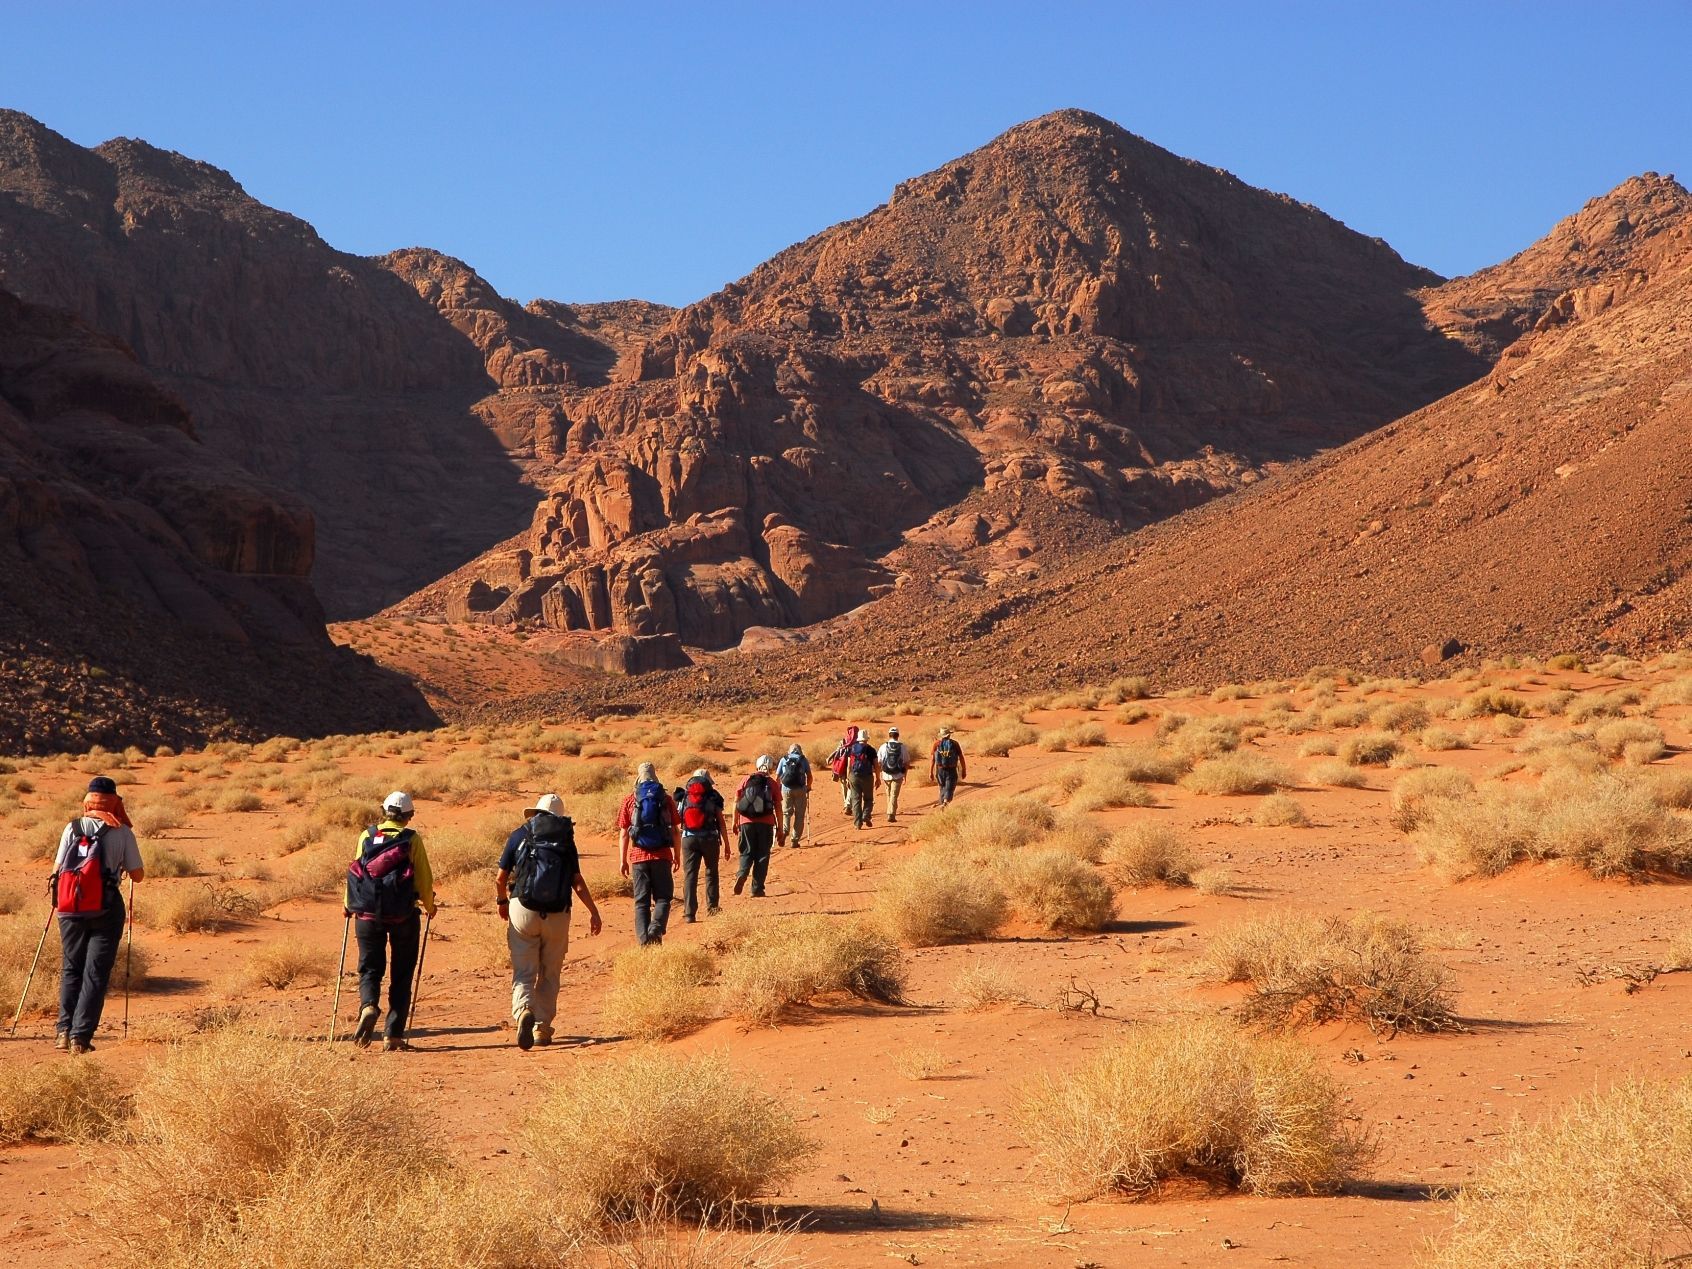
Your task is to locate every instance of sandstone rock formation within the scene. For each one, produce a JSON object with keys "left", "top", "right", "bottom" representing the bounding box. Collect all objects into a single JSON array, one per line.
[
  {"left": 395, "top": 109, "right": 1488, "bottom": 649},
  {"left": 0, "top": 286, "right": 435, "bottom": 751}
]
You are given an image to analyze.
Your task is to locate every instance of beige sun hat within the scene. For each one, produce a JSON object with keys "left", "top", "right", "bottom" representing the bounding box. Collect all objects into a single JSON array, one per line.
[{"left": 526, "top": 793, "right": 566, "bottom": 817}]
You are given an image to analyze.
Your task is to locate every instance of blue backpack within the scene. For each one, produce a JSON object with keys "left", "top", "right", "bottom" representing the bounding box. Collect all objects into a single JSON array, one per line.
[{"left": 632, "top": 780, "right": 670, "bottom": 850}]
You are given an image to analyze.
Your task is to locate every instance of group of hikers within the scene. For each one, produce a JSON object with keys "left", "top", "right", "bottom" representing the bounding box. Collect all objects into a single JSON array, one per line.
[{"left": 25, "top": 725, "right": 971, "bottom": 1054}]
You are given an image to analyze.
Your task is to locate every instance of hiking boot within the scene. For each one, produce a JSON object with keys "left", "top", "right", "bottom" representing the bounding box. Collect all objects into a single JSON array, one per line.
[
  {"left": 382, "top": 1037, "right": 410, "bottom": 1053},
  {"left": 353, "top": 1004, "right": 380, "bottom": 1048},
  {"left": 53, "top": 1032, "right": 68, "bottom": 1052},
  {"left": 733, "top": 873, "right": 746, "bottom": 896},
  {"left": 69, "top": 1039, "right": 94, "bottom": 1055},
  {"left": 887, "top": 815, "right": 895, "bottom": 824},
  {"left": 517, "top": 1008, "right": 536, "bottom": 1051},
  {"left": 648, "top": 934, "right": 664, "bottom": 947},
  {"left": 683, "top": 914, "right": 697, "bottom": 923},
  {"left": 535, "top": 1023, "right": 554, "bottom": 1047},
  {"left": 707, "top": 906, "right": 721, "bottom": 916}
]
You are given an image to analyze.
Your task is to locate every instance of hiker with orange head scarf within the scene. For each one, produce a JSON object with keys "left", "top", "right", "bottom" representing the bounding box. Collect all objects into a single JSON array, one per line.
[{"left": 50, "top": 776, "right": 144, "bottom": 1054}]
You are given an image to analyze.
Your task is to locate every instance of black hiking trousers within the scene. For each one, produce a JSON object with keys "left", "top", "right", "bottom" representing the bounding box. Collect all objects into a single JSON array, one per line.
[
  {"left": 680, "top": 834, "right": 720, "bottom": 919},
  {"left": 58, "top": 899, "right": 125, "bottom": 1044},
  {"left": 356, "top": 910, "right": 421, "bottom": 1039}
]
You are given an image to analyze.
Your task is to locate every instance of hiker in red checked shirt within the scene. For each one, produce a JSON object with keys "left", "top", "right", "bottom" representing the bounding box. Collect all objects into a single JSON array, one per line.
[
  {"left": 731, "top": 754, "right": 785, "bottom": 898},
  {"left": 617, "top": 762, "right": 680, "bottom": 946}
]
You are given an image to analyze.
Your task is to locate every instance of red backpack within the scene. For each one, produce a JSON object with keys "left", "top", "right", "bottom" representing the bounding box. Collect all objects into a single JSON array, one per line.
[
  {"left": 680, "top": 777, "right": 719, "bottom": 835},
  {"left": 55, "top": 822, "right": 112, "bottom": 916}
]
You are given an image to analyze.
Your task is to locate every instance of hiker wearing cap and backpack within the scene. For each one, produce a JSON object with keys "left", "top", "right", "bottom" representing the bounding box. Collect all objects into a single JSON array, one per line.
[
  {"left": 47, "top": 777, "right": 144, "bottom": 1054},
  {"left": 673, "top": 769, "right": 728, "bottom": 922},
  {"left": 776, "top": 744, "right": 812, "bottom": 848},
  {"left": 877, "top": 728, "right": 910, "bottom": 824},
  {"left": 931, "top": 728, "right": 968, "bottom": 808},
  {"left": 497, "top": 793, "right": 602, "bottom": 1050},
  {"left": 345, "top": 792, "right": 436, "bottom": 1051},
  {"left": 842, "top": 728, "right": 881, "bottom": 829},
  {"left": 618, "top": 763, "right": 680, "bottom": 946},
  {"left": 827, "top": 725, "right": 862, "bottom": 816},
  {"left": 731, "top": 756, "right": 785, "bottom": 897}
]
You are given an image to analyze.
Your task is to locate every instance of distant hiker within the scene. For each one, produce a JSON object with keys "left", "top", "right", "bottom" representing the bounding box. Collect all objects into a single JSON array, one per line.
[
  {"left": 731, "top": 755, "right": 785, "bottom": 897},
  {"left": 843, "top": 728, "right": 881, "bottom": 830},
  {"left": 50, "top": 776, "right": 144, "bottom": 1054},
  {"left": 345, "top": 791, "right": 436, "bottom": 1051},
  {"left": 828, "top": 725, "right": 862, "bottom": 815},
  {"left": 497, "top": 793, "right": 601, "bottom": 1050},
  {"left": 618, "top": 763, "right": 679, "bottom": 945},
  {"left": 776, "top": 743, "right": 813, "bottom": 848},
  {"left": 877, "top": 727, "right": 909, "bottom": 824},
  {"left": 931, "top": 727, "right": 967, "bottom": 808},
  {"left": 674, "top": 769, "right": 728, "bottom": 922}
]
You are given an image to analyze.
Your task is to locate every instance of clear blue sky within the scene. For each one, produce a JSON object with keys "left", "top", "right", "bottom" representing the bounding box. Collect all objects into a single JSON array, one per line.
[{"left": 5, "top": 2, "right": 1689, "bottom": 307}]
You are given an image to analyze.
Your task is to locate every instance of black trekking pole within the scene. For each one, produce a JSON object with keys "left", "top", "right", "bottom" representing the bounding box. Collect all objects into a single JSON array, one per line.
[
  {"left": 408, "top": 911, "right": 432, "bottom": 1035},
  {"left": 328, "top": 913, "right": 351, "bottom": 1043},
  {"left": 7, "top": 902, "right": 55, "bottom": 1035},
  {"left": 122, "top": 877, "right": 135, "bottom": 1040}
]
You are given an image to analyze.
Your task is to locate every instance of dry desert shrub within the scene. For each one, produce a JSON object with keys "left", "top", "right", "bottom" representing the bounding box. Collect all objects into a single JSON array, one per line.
[
  {"left": 1649, "top": 769, "right": 1692, "bottom": 810},
  {"left": 1370, "top": 700, "right": 1430, "bottom": 733},
  {"left": 912, "top": 794, "right": 1056, "bottom": 860},
  {"left": 426, "top": 823, "right": 504, "bottom": 883},
  {"left": 1594, "top": 718, "right": 1667, "bottom": 762},
  {"left": 1306, "top": 759, "right": 1369, "bottom": 788},
  {"left": 1298, "top": 736, "right": 1338, "bottom": 757},
  {"left": 211, "top": 787, "right": 264, "bottom": 814},
  {"left": 1163, "top": 715, "right": 1244, "bottom": 762},
  {"left": 602, "top": 943, "right": 717, "bottom": 1040},
  {"left": 586, "top": 866, "right": 635, "bottom": 899},
  {"left": 1036, "top": 816, "right": 1114, "bottom": 863},
  {"left": 148, "top": 844, "right": 197, "bottom": 878},
  {"left": 1115, "top": 703, "right": 1152, "bottom": 725},
  {"left": 1566, "top": 689, "right": 1635, "bottom": 724},
  {"left": 1038, "top": 722, "right": 1107, "bottom": 752},
  {"left": 719, "top": 915, "right": 905, "bottom": 1023},
  {"left": 1100, "top": 675, "right": 1151, "bottom": 703},
  {"left": 1319, "top": 702, "right": 1371, "bottom": 729},
  {"left": 1646, "top": 675, "right": 1692, "bottom": 709},
  {"left": 523, "top": 1049, "right": 817, "bottom": 1222},
  {"left": 1015, "top": 1016, "right": 1370, "bottom": 1201},
  {"left": 1427, "top": 1076, "right": 1692, "bottom": 1268},
  {"left": 1192, "top": 866, "right": 1235, "bottom": 895},
  {"left": 1419, "top": 726, "right": 1469, "bottom": 752},
  {"left": 971, "top": 717, "right": 1038, "bottom": 756},
  {"left": 0, "top": 884, "right": 25, "bottom": 915},
  {"left": 312, "top": 795, "right": 376, "bottom": 831},
  {"left": 155, "top": 881, "right": 261, "bottom": 933},
  {"left": 0, "top": 913, "right": 149, "bottom": 1016},
  {"left": 1102, "top": 742, "right": 1190, "bottom": 784},
  {"left": 1182, "top": 752, "right": 1295, "bottom": 796},
  {"left": 132, "top": 799, "right": 189, "bottom": 837},
  {"left": 893, "top": 1046, "right": 949, "bottom": 1081},
  {"left": 1069, "top": 756, "right": 1158, "bottom": 812},
  {"left": 875, "top": 854, "right": 1009, "bottom": 946},
  {"left": 241, "top": 941, "right": 333, "bottom": 990},
  {"left": 1250, "top": 793, "right": 1309, "bottom": 827},
  {"left": 1103, "top": 823, "right": 1197, "bottom": 887},
  {"left": 1460, "top": 689, "right": 1529, "bottom": 718},
  {"left": 952, "top": 959, "right": 1029, "bottom": 1009},
  {"left": 999, "top": 847, "right": 1115, "bottom": 932},
  {"left": 1339, "top": 731, "right": 1402, "bottom": 766},
  {"left": 1211, "top": 683, "right": 1251, "bottom": 702},
  {"left": 1412, "top": 770, "right": 1689, "bottom": 879},
  {"left": 1389, "top": 767, "right": 1476, "bottom": 833},
  {"left": 0, "top": 1058, "right": 129, "bottom": 1145},
  {"left": 1206, "top": 912, "right": 1459, "bottom": 1035}
]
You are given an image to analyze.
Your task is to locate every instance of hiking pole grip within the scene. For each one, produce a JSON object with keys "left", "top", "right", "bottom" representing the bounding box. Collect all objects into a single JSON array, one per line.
[
  {"left": 8, "top": 903, "right": 55, "bottom": 1035},
  {"left": 329, "top": 914, "right": 351, "bottom": 1043},
  {"left": 122, "top": 878, "right": 135, "bottom": 1039}
]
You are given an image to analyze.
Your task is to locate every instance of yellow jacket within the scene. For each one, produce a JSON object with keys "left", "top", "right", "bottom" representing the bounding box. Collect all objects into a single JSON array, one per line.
[{"left": 346, "top": 819, "right": 436, "bottom": 917}]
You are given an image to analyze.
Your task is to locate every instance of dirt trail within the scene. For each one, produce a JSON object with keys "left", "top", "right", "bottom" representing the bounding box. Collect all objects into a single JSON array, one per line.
[{"left": 3, "top": 667, "right": 1692, "bottom": 1265}]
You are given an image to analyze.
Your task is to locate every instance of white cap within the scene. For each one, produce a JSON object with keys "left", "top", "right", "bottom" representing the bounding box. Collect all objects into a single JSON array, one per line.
[
  {"left": 888, "top": 726, "right": 900, "bottom": 737},
  {"left": 526, "top": 793, "right": 565, "bottom": 817},
  {"left": 383, "top": 791, "right": 414, "bottom": 816},
  {"left": 788, "top": 743, "right": 803, "bottom": 755},
  {"left": 756, "top": 754, "right": 774, "bottom": 771}
]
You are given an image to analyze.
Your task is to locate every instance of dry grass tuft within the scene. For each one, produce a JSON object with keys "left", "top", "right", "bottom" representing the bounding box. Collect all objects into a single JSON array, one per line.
[
  {"left": 1000, "top": 848, "right": 1115, "bottom": 932},
  {"left": 1205, "top": 912, "right": 1459, "bottom": 1035},
  {"left": 969, "top": 717, "right": 1038, "bottom": 757},
  {"left": 719, "top": 915, "right": 905, "bottom": 1023},
  {"left": 1182, "top": 752, "right": 1294, "bottom": 796},
  {"left": 1036, "top": 816, "right": 1114, "bottom": 864},
  {"left": 1412, "top": 770, "right": 1691, "bottom": 879},
  {"left": 1068, "top": 757, "right": 1159, "bottom": 812},
  {"left": 1427, "top": 1076, "right": 1692, "bottom": 1267},
  {"left": 952, "top": 959, "right": 1029, "bottom": 1009},
  {"left": 912, "top": 795, "right": 1056, "bottom": 862},
  {"left": 1460, "top": 689, "right": 1530, "bottom": 718},
  {"left": 1103, "top": 823, "right": 1198, "bottom": 888},
  {"left": 154, "top": 882, "right": 261, "bottom": 933},
  {"left": 893, "top": 1046, "right": 949, "bottom": 1080},
  {"left": 602, "top": 943, "right": 717, "bottom": 1041},
  {"left": 0, "top": 1059, "right": 129, "bottom": 1144},
  {"left": 1340, "top": 731, "right": 1402, "bottom": 766},
  {"left": 1306, "top": 759, "right": 1370, "bottom": 788},
  {"left": 1594, "top": 718, "right": 1666, "bottom": 763},
  {"left": 1389, "top": 767, "right": 1476, "bottom": 833},
  {"left": 1419, "top": 726, "right": 1469, "bottom": 752},
  {"left": 1250, "top": 793, "right": 1309, "bottom": 827},
  {"left": 1038, "top": 722, "right": 1108, "bottom": 752},
  {"left": 1015, "top": 1017, "right": 1371, "bottom": 1201},
  {"left": 240, "top": 942, "right": 333, "bottom": 991},
  {"left": 875, "top": 854, "right": 1009, "bottom": 946},
  {"left": 523, "top": 1049, "right": 817, "bottom": 1222}
]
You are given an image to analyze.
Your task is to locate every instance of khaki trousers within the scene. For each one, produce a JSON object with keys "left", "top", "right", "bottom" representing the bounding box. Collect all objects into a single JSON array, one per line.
[
  {"left": 508, "top": 897, "right": 571, "bottom": 1027},
  {"left": 782, "top": 787, "right": 809, "bottom": 846},
  {"left": 884, "top": 777, "right": 905, "bottom": 820}
]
